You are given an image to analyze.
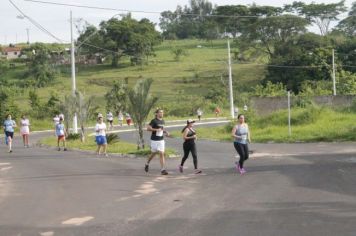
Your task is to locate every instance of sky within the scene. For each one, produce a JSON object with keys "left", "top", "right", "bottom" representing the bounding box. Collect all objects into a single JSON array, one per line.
[{"left": 0, "top": 0, "right": 354, "bottom": 45}]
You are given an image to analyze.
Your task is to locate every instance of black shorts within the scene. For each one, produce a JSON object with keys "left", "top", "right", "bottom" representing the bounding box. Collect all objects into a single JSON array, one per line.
[{"left": 5, "top": 131, "right": 14, "bottom": 139}]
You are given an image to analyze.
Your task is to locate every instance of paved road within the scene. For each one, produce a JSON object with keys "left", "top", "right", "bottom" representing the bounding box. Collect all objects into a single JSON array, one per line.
[{"left": 0, "top": 121, "right": 355, "bottom": 236}]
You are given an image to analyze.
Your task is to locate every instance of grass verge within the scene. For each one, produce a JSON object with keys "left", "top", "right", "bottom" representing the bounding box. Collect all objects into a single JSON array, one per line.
[
  {"left": 171, "top": 107, "right": 356, "bottom": 143},
  {"left": 39, "top": 135, "right": 178, "bottom": 157}
]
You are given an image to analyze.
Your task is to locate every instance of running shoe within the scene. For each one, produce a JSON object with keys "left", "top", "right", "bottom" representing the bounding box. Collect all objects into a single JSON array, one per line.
[
  {"left": 235, "top": 161, "right": 240, "bottom": 172},
  {"left": 9, "top": 150, "right": 12, "bottom": 153},
  {"left": 194, "top": 169, "right": 202, "bottom": 174},
  {"left": 144, "top": 164, "right": 149, "bottom": 173},
  {"left": 161, "top": 169, "right": 168, "bottom": 175},
  {"left": 63, "top": 148, "right": 67, "bottom": 151},
  {"left": 178, "top": 165, "right": 183, "bottom": 173},
  {"left": 241, "top": 168, "right": 247, "bottom": 174},
  {"left": 57, "top": 147, "right": 61, "bottom": 151}
]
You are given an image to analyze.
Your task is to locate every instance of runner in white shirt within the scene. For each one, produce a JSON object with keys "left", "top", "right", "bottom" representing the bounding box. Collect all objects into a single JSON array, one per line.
[
  {"left": 118, "top": 111, "right": 123, "bottom": 127},
  {"left": 20, "top": 115, "right": 30, "bottom": 147},
  {"left": 95, "top": 114, "right": 108, "bottom": 157},
  {"left": 107, "top": 111, "right": 114, "bottom": 130}
]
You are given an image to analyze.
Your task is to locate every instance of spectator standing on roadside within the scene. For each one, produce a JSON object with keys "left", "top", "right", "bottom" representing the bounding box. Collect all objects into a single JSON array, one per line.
[
  {"left": 197, "top": 108, "right": 203, "bottom": 121},
  {"left": 56, "top": 117, "right": 67, "bottom": 151},
  {"left": 95, "top": 114, "right": 108, "bottom": 157}
]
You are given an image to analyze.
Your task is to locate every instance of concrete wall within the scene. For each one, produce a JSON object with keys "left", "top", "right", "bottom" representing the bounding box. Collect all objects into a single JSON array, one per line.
[{"left": 251, "top": 95, "right": 356, "bottom": 116}]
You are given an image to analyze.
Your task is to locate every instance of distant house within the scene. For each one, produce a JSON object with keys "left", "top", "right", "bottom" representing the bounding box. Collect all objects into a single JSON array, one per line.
[{"left": 1, "top": 46, "right": 22, "bottom": 60}]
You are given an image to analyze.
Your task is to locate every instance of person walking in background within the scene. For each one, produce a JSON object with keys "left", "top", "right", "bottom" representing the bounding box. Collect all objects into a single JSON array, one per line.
[
  {"left": 20, "top": 115, "right": 30, "bottom": 148},
  {"left": 95, "top": 114, "right": 108, "bottom": 157},
  {"left": 107, "top": 111, "right": 114, "bottom": 130},
  {"left": 214, "top": 106, "right": 221, "bottom": 118},
  {"left": 56, "top": 117, "right": 67, "bottom": 151},
  {"left": 125, "top": 113, "right": 132, "bottom": 126},
  {"left": 197, "top": 108, "right": 203, "bottom": 121},
  {"left": 232, "top": 114, "right": 251, "bottom": 175},
  {"left": 178, "top": 119, "right": 202, "bottom": 174},
  {"left": 117, "top": 111, "right": 123, "bottom": 127},
  {"left": 145, "top": 109, "right": 170, "bottom": 175},
  {"left": 3, "top": 114, "right": 16, "bottom": 153}
]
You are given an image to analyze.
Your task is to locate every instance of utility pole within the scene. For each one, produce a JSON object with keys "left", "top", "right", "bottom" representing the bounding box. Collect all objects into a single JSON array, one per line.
[
  {"left": 288, "top": 90, "right": 291, "bottom": 137},
  {"left": 26, "top": 28, "right": 30, "bottom": 44},
  {"left": 227, "top": 39, "right": 235, "bottom": 119},
  {"left": 70, "top": 11, "right": 78, "bottom": 133},
  {"left": 332, "top": 49, "right": 336, "bottom": 96}
]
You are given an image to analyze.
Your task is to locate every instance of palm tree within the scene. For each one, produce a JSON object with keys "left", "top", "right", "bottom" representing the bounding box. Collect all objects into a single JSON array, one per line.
[
  {"left": 75, "top": 91, "right": 95, "bottom": 142},
  {"left": 128, "top": 78, "right": 159, "bottom": 149}
]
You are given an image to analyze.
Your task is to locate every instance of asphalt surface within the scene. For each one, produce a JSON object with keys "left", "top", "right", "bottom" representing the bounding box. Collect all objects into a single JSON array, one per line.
[{"left": 0, "top": 120, "right": 355, "bottom": 236}]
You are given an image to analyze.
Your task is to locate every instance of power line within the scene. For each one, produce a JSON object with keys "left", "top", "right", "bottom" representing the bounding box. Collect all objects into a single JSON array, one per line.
[
  {"left": 24, "top": 0, "right": 262, "bottom": 18},
  {"left": 9, "top": 0, "right": 67, "bottom": 43}
]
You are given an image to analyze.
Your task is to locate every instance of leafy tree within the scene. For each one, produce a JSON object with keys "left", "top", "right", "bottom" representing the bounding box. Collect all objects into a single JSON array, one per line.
[
  {"left": 99, "top": 14, "right": 161, "bottom": 67},
  {"left": 23, "top": 43, "right": 58, "bottom": 87},
  {"left": 336, "top": 38, "right": 356, "bottom": 73},
  {"left": 171, "top": 47, "right": 189, "bottom": 61},
  {"left": 76, "top": 25, "right": 105, "bottom": 61},
  {"left": 213, "top": 5, "right": 251, "bottom": 37},
  {"left": 0, "top": 87, "right": 20, "bottom": 119},
  {"left": 265, "top": 33, "right": 334, "bottom": 92},
  {"left": 335, "top": 2, "right": 356, "bottom": 37},
  {"left": 242, "top": 14, "right": 308, "bottom": 57},
  {"left": 105, "top": 79, "right": 129, "bottom": 115},
  {"left": 127, "top": 78, "right": 159, "bottom": 150},
  {"left": 285, "top": 1, "right": 347, "bottom": 35},
  {"left": 337, "top": 70, "right": 356, "bottom": 94},
  {"left": 159, "top": 0, "right": 215, "bottom": 39}
]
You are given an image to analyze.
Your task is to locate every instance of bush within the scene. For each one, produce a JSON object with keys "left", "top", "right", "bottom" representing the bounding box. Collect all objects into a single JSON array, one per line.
[
  {"left": 66, "top": 133, "right": 81, "bottom": 140},
  {"left": 106, "top": 133, "right": 120, "bottom": 144}
]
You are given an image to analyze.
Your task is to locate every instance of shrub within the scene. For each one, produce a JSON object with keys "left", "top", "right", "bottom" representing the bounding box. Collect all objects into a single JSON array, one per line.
[
  {"left": 66, "top": 133, "right": 81, "bottom": 140},
  {"left": 106, "top": 133, "right": 120, "bottom": 144}
]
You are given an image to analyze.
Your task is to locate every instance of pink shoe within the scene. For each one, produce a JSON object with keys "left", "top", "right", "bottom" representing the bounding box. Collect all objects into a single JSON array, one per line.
[
  {"left": 241, "top": 168, "right": 247, "bottom": 174},
  {"left": 235, "top": 162, "right": 241, "bottom": 173}
]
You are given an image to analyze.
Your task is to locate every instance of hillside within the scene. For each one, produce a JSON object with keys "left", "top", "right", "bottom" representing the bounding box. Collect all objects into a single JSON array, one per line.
[{"left": 5, "top": 39, "right": 267, "bottom": 112}]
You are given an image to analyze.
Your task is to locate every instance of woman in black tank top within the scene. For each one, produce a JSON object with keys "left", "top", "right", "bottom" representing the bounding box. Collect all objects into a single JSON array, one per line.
[{"left": 178, "top": 119, "right": 202, "bottom": 174}]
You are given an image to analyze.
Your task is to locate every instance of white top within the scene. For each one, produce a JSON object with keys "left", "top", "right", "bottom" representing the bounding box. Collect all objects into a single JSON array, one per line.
[
  {"left": 118, "top": 113, "right": 123, "bottom": 121},
  {"left": 95, "top": 123, "right": 107, "bottom": 136},
  {"left": 20, "top": 119, "right": 30, "bottom": 134},
  {"left": 107, "top": 112, "right": 113, "bottom": 121},
  {"left": 53, "top": 116, "right": 59, "bottom": 125}
]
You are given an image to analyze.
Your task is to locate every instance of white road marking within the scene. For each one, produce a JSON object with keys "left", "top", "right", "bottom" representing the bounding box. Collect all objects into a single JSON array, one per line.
[
  {"left": 61, "top": 216, "right": 94, "bottom": 226},
  {"left": 0, "top": 163, "right": 11, "bottom": 166},
  {"left": 40, "top": 232, "right": 54, "bottom": 236},
  {"left": 1, "top": 166, "right": 12, "bottom": 171}
]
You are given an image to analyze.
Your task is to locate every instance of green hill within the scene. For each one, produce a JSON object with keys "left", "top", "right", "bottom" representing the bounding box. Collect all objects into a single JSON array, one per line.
[{"left": 3, "top": 39, "right": 267, "bottom": 120}]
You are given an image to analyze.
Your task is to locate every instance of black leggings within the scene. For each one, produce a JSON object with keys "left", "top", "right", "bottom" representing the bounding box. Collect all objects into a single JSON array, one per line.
[
  {"left": 181, "top": 141, "right": 198, "bottom": 169},
  {"left": 234, "top": 142, "right": 249, "bottom": 168}
]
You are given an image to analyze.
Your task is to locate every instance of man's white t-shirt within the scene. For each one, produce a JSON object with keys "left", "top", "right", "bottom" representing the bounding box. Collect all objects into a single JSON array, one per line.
[
  {"left": 95, "top": 123, "right": 107, "bottom": 136},
  {"left": 107, "top": 112, "right": 113, "bottom": 121}
]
